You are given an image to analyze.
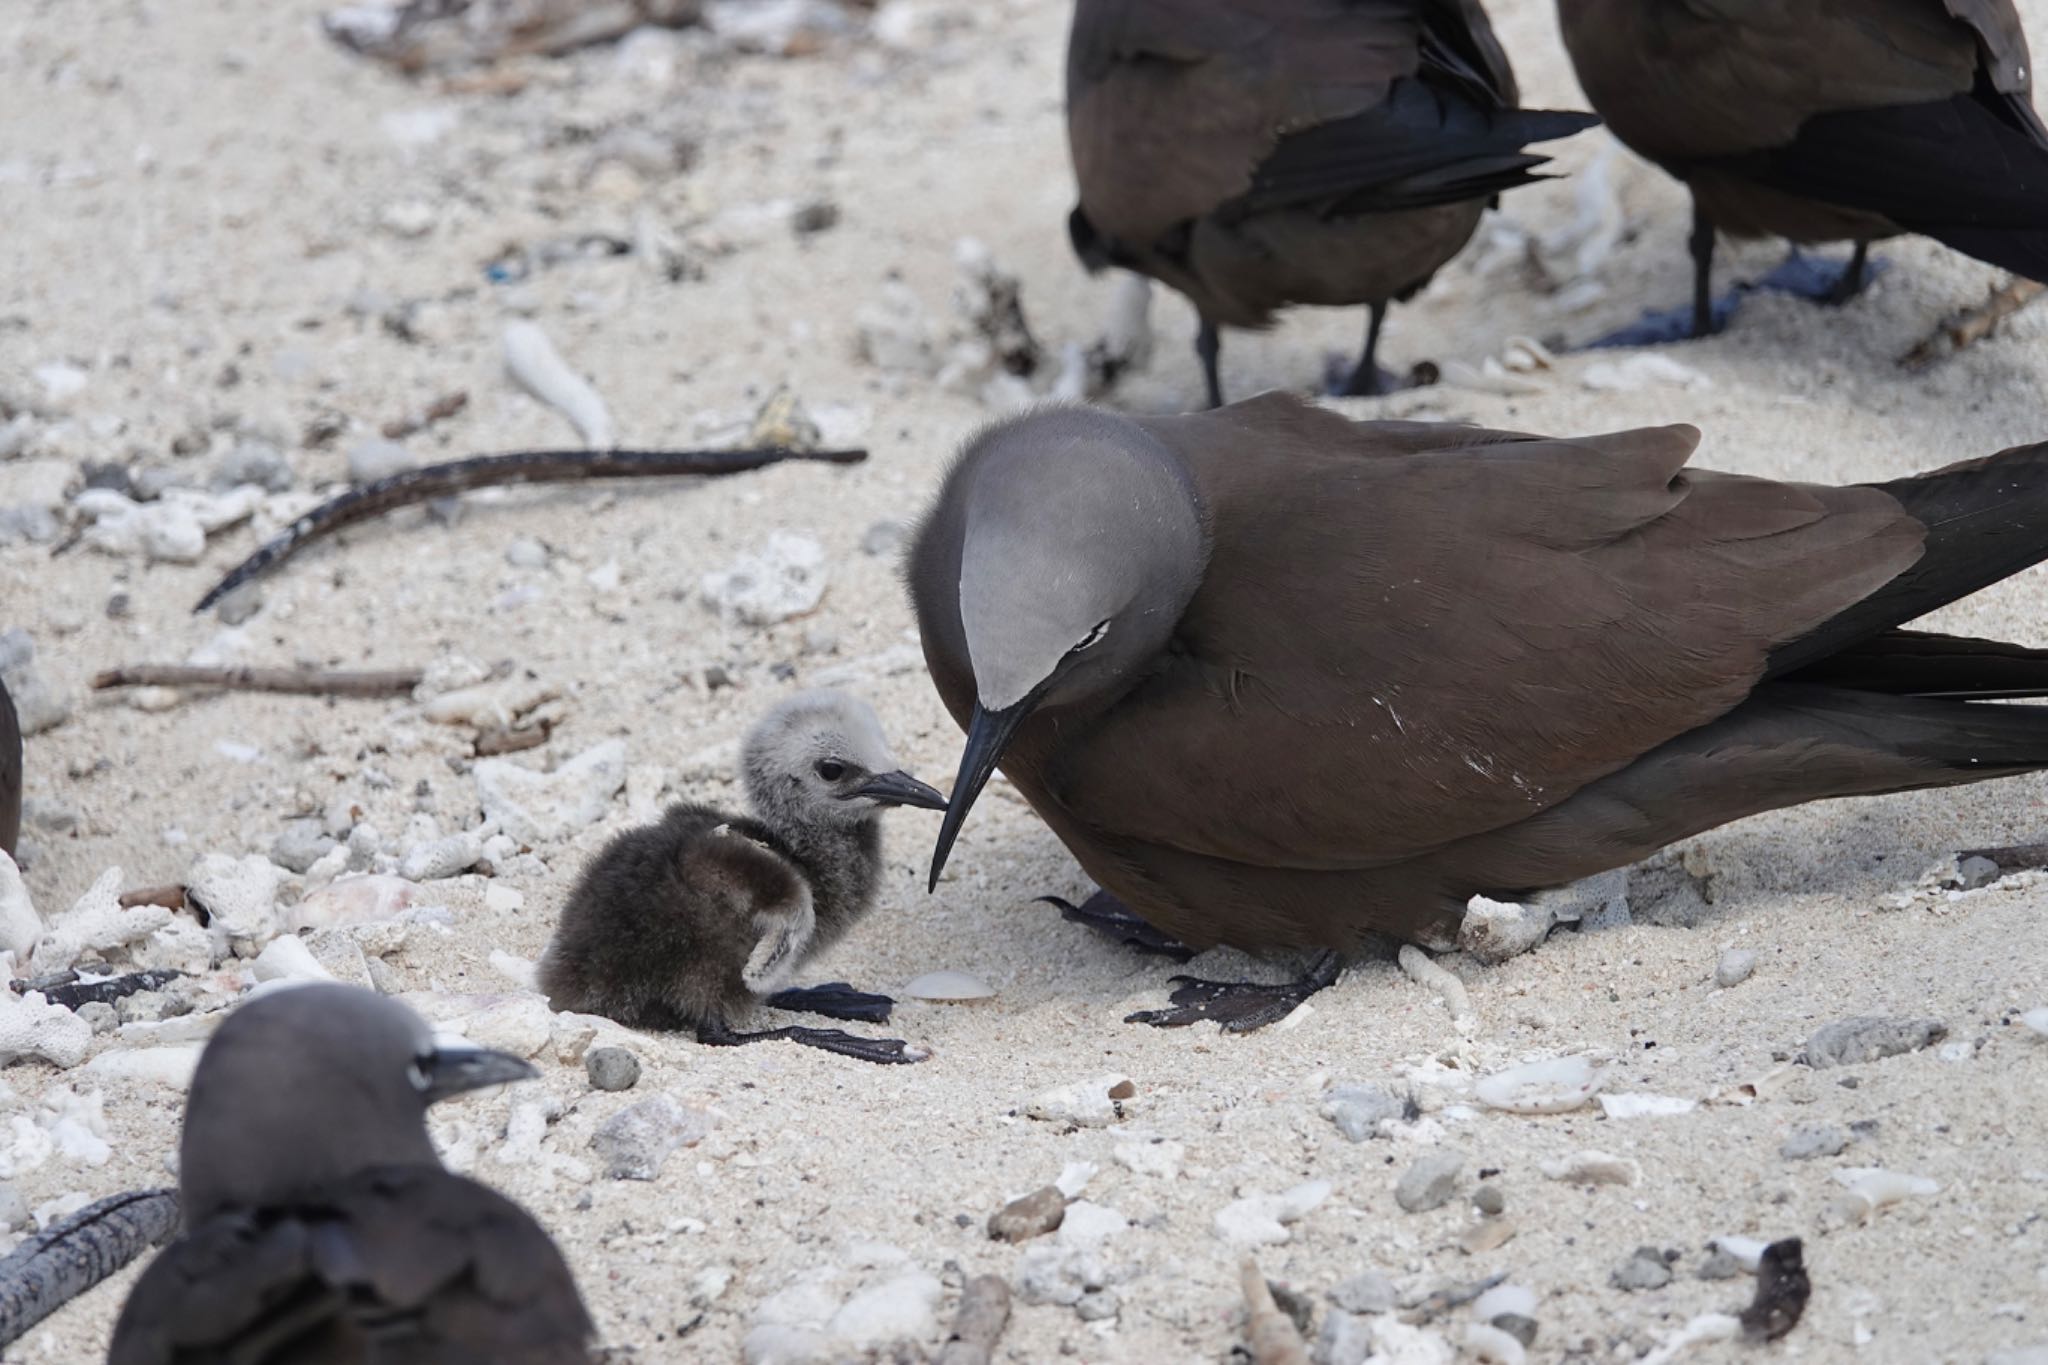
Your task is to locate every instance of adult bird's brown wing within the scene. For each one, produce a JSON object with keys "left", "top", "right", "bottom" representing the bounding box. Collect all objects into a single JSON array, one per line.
[
  {"left": 0, "top": 677, "right": 19, "bottom": 859},
  {"left": 1043, "top": 395, "right": 1930, "bottom": 872},
  {"left": 109, "top": 1166, "right": 592, "bottom": 1365}
]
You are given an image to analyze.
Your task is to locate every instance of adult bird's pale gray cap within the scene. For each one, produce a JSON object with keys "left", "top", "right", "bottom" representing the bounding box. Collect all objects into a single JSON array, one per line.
[
  {"left": 930, "top": 409, "right": 1207, "bottom": 888},
  {"left": 179, "top": 982, "right": 535, "bottom": 1221}
]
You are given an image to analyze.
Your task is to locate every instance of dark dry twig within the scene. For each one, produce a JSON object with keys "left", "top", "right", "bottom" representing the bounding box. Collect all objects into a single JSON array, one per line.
[
  {"left": 9, "top": 969, "right": 185, "bottom": 1011},
  {"left": 1899, "top": 277, "right": 2046, "bottom": 370},
  {"left": 935, "top": 1275, "right": 1011, "bottom": 1365},
  {"left": 193, "top": 445, "right": 868, "bottom": 612},
  {"left": 93, "top": 666, "right": 424, "bottom": 697},
  {"left": 0, "top": 1189, "right": 180, "bottom": 1347},
  {"left": 119, "top": 885, "right": 188, "bottom": 912}
]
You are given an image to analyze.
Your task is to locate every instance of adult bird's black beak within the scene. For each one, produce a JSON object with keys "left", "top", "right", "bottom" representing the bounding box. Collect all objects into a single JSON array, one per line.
[
  {"left": 928, "top": 699, "right": 1031, "bottom": 892},
  {"left": 419, "top": 1045, "right": 539, "bottom": 1104},
  {"left": 850, "top": 770, "right": 950, "bottom": 811}
]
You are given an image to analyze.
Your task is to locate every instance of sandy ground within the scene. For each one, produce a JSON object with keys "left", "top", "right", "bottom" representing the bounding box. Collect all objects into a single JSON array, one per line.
[{"left": 3, "top": 0, "right": 2048, "bottom": 1360}]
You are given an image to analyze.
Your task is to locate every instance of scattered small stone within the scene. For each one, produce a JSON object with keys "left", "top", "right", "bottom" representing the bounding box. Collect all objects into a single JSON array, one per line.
[
  {"left": 1111, "top": 1137, "right": 1183, "bottom": 1180},
  {"left": 1491, "top": 1315, "right": 1539, "bottom": 1349},
  {"left": 1459, "top": 1218, "right": 1519, "bottom": 1255},
  {"left": 1322, "top": 1084, "right": 1411, "bottom": 1141},
  {"left": 346, "top": 436, "right": 416, "bottom": 485},
  {"left": 1315, "top": 1311, "right": 1374, "bottom": 1365},
  {"left": 747, "top": 385, "right": 822, "bottom": 452},
  {"left": 1024, "top": 1074, "right": 1134, "bottom": 1127},
  {"left": 1459, "top": 894, "right": 1557, "bottom": 965},
  {"left": 1395, "top": 1151, "right": 1465, "bottom": 1213},
  {"left": 1329, "top": 1270, "right": 1398, "bottom": 1315},
  {"left": 473, "top": 739, "right": 627, "bottom": 845},
  {"left": 1013, "top": 1242, "right": 1109, "bottom": 1307},
  {"left": 701, "top": 532, "right": 829, "bottom": 627},
  {"left": 1805, "top": 1016, "right": 1947, "bottom": 1069},
  {"left": 860, "top": 520, "right": 907, "bottom": 557},
  {"left": 1954, "top": 854, "right": 2003, "bottom": 890},
  {"left": 1780, "top": 1125, "right": 1850, "bottom": 1161},
  {"left": 1214, "top": 1180, "right": 1331, "bottom": 1248},
  {"left": 1540, "top": 1150, "right": 1638, "bottom": 1186},
  {"left": 399, "top": 831, "right": 483, "bottom": 882},
  {"left": 584, "top": 1046, "right": 640, "bottom": 1092},
  {"left": 2020, "top": 1007, "right": 2048, "bottom": 1039},
  {"left": 213, "top": 440, "right": 294, "bottom": 493},
  {"left": 270, "top": 820, "right": 339, "bottom": 875},
  {"left": 1714, "top": 949, "right": 1756, "bottom": 988},
  {"left": 1072, "top": 1290, "right": 1118, "bottom": 1322},
  {"left": 76, "top": 1002, "right": 117, "bottom": 1035},
  {"left": 1473, "top": 1184, "right": 1506, "bottom": 1216},
  {"left": 505, "top": 536, "right": 550, "bottom": 569},
  {"left": 988, "top": 1185, "right": 1065, "bottom": 1243},
  {"left": 590, "top": 1093, "right": 714, "bottom": 1180},
  {"left": 0, "top": 629, "right": 71, "bottom": 735},
  {"left": 1697, "top": 1249, "right": 1743, "bottom": 1281},
  {"left": 1739, "top": 1239, "right": 1809, "bottom": 1342},
  {"left": 1611, "top": 1246, "right": 1674, "bottom": 1292}
]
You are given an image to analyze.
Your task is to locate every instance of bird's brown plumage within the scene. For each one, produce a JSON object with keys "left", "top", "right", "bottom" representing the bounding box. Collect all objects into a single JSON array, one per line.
[
  {"left": 910, "top": 393, "right": 2048, "bottom": 952},
  {"left": 1066, "top": 0, "right": 1596, "bottom": 397},
  {"left": 0, "top": 676, "right": 19, "bottom": 859},
  {"left": 1558, "top": 0, "right": 2048, "bottom": 274}
]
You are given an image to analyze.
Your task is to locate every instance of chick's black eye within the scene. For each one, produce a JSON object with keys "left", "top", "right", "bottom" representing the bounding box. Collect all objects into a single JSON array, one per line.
[{"left": 814, "top": 760, "right": 846, "bottom": 781}]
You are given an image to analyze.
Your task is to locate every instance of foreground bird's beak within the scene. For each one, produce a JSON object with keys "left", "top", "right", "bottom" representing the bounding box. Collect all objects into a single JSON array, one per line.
[
  {"left": 851, "top": 770, "right": 950, "bottom": 811},
  {"left": 928, "top": 700, "right": 1030, "bottom": 892},
  {"left": 420, "top": 1046, "right": 539, "bottom": 1103}
]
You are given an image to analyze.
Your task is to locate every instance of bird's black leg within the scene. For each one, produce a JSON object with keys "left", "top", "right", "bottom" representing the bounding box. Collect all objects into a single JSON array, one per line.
[
  {"left": 1195, "top": 317, "right": 1225, "bottom": 409},
  {"left": 1036, "top": 889, "right": 1195, "bottom": 962},
  {"left": 1332, "top": 302, "right": 1406, "bottom": 397},
  {"left": 1125, "top": 950, "right": 1344, "bottom": 1033},
  {"left": 764, "top": 982, "right": 895, "bottom": 1024},
  {"left": 697, "top": 1015, "right": 927, "bottom": 1065},
  {"left": 1581, "top": 201, "right": 1743, "bottom": 348},
  {"left": 1755, "top": 238, "right": 1885, "bottom": 308}
]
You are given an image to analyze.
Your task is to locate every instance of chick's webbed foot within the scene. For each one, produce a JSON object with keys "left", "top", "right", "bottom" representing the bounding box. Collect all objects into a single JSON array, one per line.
[
  {"left": 1125, "top": 951, "right": 1343, "bottom": 1033},
  {"left": 1037, "top": 889, "right": 1194, "bottom": 962},
  {"left": 765, "top": 981, "right": 894, "bottom": 1023},
  {"left": 697, "top": 1017, "right": 928, "bottom": 1065}
]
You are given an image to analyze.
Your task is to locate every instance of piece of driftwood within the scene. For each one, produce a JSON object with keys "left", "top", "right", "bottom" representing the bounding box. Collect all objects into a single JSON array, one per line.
[
  {"left": 0, "top": 1189, "right": 180, "bottom": 1347},
  {"left": 119, "top": 885, "right": 189, "bottom": 912},
  {"left": 194, "top": 446, "right": 868, "bottom": 612},
  {"left": 93, "top": 666, "right": 425, "bottom": 698},
  {"left": 1957, "top": 841, "right": 2048, "bottom": 874},
  {"left": 322, "top": 0, "right": 702, "bottom": 72},
  {"left": 1900, "top": 277, "right": 2046, "bottom": 370},
  {"left": 934, "top": 1275, "right": 1011, "bottom": 1365},
  {"left": 9, "top": 969, "right": 185, "bottom": 1011},
  {"left": 1239, "top": 1259, "right": 1309, "bottom": 1365}
]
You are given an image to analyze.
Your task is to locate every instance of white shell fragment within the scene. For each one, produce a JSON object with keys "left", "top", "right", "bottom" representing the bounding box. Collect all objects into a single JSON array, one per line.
[
  {"left": 1540, "top": 1150, "right": 1639, "bottom": 1186},
  {"left": 1475, "top": 1055, "right": 1607, "bottom": 1114},
  {"left": 1598, "top": 1092, "right": 1698, "bottom": 1119},
  {"left": 2022, "top": 1007, "right": 2048, "bottom": 1038},
  {"left": 901, "top": 970, "right": 995, "bottom": 1002},
  {"left": 502, "top": 321, "right": 614, "bottom": 448},
  {"left": 1212, "top": 1180, "right": 1331, "bottom": 1248},
  {"left": 1025, "top": 1075, "right": 1135, "bottom": 1128},
  {"left": 1708, "top": 1236, "right": 1768, "bottom": 1272},
  {"left": 1831, "top": 1166, "right": 1940, "bottom": 1220}
]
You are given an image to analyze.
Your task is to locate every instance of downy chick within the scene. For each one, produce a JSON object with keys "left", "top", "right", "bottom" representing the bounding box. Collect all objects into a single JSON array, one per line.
[{"left": 538, "top": 690, "right": 946, "bottom": 1064}]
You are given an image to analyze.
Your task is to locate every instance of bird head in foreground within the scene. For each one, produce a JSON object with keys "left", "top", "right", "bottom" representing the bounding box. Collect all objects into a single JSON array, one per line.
[
  {"left": 743, "top": 688, "right": 949, "bottom": 831},
  {"left": 178, "top": 983, "right": 537, "bottom": 1221},
  {"left": 926, "top": 407, "right": 1207, "bottom": 889}
]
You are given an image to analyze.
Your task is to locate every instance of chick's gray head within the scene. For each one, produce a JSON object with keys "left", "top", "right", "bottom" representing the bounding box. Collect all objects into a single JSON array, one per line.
[{"left": 742, "top": 690, "right": 946, "bottom": 831}]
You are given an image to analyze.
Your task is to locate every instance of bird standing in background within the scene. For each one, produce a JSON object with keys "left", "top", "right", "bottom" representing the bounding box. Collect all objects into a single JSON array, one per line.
[
  {"left": 538, "top": 690, "right": 947, "bottom": 1065},
  {"left": 0, "top": 677, "right": 18, "bottom": 860},
  {"left": 911, "top": 393, "right": 2048, "bottom": 1029},
  {"left": 1065, "top": 0, "right": 1599, "bottom": 407},
  {"left": 110, "top": 983, "right": 592, "bottom": 1364},
  {"left": 1557, "top": 0, "right": 2048, "bottom": 345}
]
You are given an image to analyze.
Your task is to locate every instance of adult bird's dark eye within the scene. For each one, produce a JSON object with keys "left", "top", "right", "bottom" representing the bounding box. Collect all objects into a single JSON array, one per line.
[{"left": 815, "top": 760, "right": 846, "bottom": 781}]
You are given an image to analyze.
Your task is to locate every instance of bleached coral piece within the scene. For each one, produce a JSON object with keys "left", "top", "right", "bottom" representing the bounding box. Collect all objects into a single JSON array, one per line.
[
  {"left": 0, "top": 851, "right": 41, "bottom": 959},
  {"left": 187, "top": 853, "right": 285, "bottom": 954},
  {"left": 30, "top": 868, "right": 172, "bottom": 975},
  {"left": 0, "top": 992, "right": 92, "bottom": 1069}
]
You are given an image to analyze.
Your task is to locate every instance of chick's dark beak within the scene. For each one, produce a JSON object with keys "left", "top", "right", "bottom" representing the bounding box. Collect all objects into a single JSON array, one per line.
[
  {"left": 419, "top": 1046, "right": 538, "bottom": 1104},
  {"left": 928, "top": 699, "right": 1031, "bottom": 893},
  {"left": 850, "top": 770, "right": 949, "bottom": 811}
]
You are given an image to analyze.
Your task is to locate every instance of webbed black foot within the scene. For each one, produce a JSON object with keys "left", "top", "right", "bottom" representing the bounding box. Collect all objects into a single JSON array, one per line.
[
  {"left": 1757, "top": 245, "right": 1882, "bottom": 307},
  {"left": 1124, "top": 951, "right": 1343, "bottom": 1033},
  {"left": 1037, "top": 890, "right": 1195, "bottom": 962},
  {"left": 765, "top": 981, "right": 895, "bottom": 1024},
  {"left": 698, "top": 1017, "right": 928, "bottom": 1065}
]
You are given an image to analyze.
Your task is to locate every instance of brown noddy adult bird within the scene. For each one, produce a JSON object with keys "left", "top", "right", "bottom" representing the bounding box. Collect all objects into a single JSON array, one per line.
[
  {"left": 1066, "top": 0, "right": 1600, "bottom": 407},
  {"left": 0, "top": 677, "right": 19, "bottom": 860},
  {"left": 109, "top": 983, "right": 593, "bottom": 1364},
  {"left": 911, "top": 392, "right": 2048, "bottom": 1028},
  {"left": 1557, "top": 0, "right": 2048, "bottom": 345},
  {"left": 537, "top": 690, "right": 948, "bottom": 1065}
]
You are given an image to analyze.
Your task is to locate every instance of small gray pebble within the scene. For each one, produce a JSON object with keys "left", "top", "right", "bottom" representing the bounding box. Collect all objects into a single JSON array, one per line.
[
  {"left": 1328, "top": 1270, "right": 1397, "bottom": 1315},
  {"left": 860, "top": 520, "right": 907, "bottom": 557},
  {"left": 1714, "top": 948, "right": 1756, "bottom": 988},
  {"left": 1325, "top": 1083, "right": 1408, "bottom": 1142},
  {"left": 270, "top": 819, "right": 338, "bottom": 874},
  {"left": 987, "top": 1184, "right": 1065, "bottom": 1243},
  {"left": 1316, "top": 1310, "right": 1374, "bottom": 1365},
  {"left": 1394, "top": 1151, "right": 1464, "bottom": 1213},
  {"left": 1954, "top": 854, "right": 2002, "bottom": 890},
  {"left": 1805, "top": 1016, "right": 1947, "bottom": 1069},
  {"left": 1696, "top": 1249, "right": 1743, "bottom": 1281},
  {"left": 584, "top": 1046, "right": 641, "bottom": 1092},
  {"left": 1780, "top": 1124, "right": 1850, "bottom": 1161},
  {"left": 1492, "top": 1314, "right": 1539, "bottom": 1348},
  {"left": 1611, "top": 1246, "right": 1673, "bottom": 1292},
  {"left": 1073, "top": 1289, "right": 1119, "bottom": 1322},
  {"left": 214, "top": 440, "right": 295, "bottom": 493},
  {"left": 76, "top": 1001, "right": 118, "bottom": 1035},
  {"left": 1473, "top": 1184, "right": 1506, "bottom": 1216},
  {"left": 1267, "top": 1280, "right": 1314, "bottom": 1336},
  {"left": 505, "top": 536, "right": 550, "bottom": 569},
  {"left": 347, "top": 437, "right": 415, "bottom": 485},
  {"left": 116, "top": 991, "right": 174, "bottom": 1025},
  {"left": 213, "top": 581, "right": 265, "bottom": 625},
  {"left": 0, "top": 1185, "right": 27, "bottom": 1233}
]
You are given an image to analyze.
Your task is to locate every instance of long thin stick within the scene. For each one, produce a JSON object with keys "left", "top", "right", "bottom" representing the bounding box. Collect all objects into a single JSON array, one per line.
[
  {"left": 0, "top": 1189, "right": 180, "bottom": 1346},
  {"left": 1899, "top": 276, "right": 2046, "bottom": 371},
  {"left": 194, "top": 445, "right": 868, "bottom": 612},
  {"left": 93, "top": 666, "right": 424, "bottom": 697}
]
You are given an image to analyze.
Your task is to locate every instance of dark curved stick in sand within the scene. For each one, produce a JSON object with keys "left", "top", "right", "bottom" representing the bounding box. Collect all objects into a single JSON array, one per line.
[
  {"left": 193, "top": 445, "right": 868, "bottom": 613},
  {"left": 0, "top": 1189, "right": 180, "bottom": 1347}
]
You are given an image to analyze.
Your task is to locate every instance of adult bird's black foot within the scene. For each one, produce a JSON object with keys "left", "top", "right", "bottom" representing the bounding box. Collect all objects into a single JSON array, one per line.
[
  {"left": 1757, "top": 245, "right": 1885, "bottom": 307},
  {"left": 765, "top": 981, "right": 895, "bottom": 1024},
  {"left": 1582, "top": 293, "right": 1744, "bottom": 349},
  {"left": 698, "top": 1018, "right": 928, "bottom": 1064},
  {"left": 1124, "top": 951, "right": 1343, "bottom": 1033},
  {"left": 1037, "top": 890, "right": 1195, "bottom": 962}
]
